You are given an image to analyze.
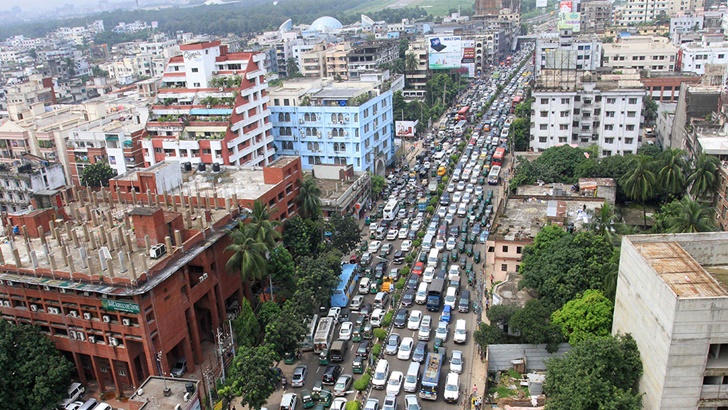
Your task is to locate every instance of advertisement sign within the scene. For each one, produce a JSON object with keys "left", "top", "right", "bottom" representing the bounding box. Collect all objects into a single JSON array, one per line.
[
  {"left": 396, "top": 120, "right": 419, "bottom": 137},
  {"left": 102, "top": 299, "right": 140, "bottom": 314},
  {"left": 557, "top": 12, "right": 581, "bottom": 32},
  {"left": 559, "top": 0, "right": 573, "bottom": 12},
  {"left": 536, "top": 0, "right": 548, "bottom": 7},
  {"left": 428, "top": 36, "right": 463, "bottom": 70}
]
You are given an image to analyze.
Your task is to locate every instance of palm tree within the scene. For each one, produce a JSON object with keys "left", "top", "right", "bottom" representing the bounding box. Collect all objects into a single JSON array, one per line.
[
  {"left": 225, "top": 221, "right": 268, "bottom": 298},
  {"left": 620, "top": 155, "right": 656, "bottom": 228},
  {"left": 586, "top": 202, "right": 619, "bottom": 244},
  {"left": 664, "top": 197, "right": 718, "bottom": 233},
  {"left": 688, "top": 153, "right": 719, "bottom": 200},
  {"left": 404, "top": 52, "right": 418, "bottom": 75},
  {"left": 248, "top": 199, "right": 281, "bottom": 250},
  {"left": 296, "top": 175, "right": 322, "bottom": 219},
  {"left": 600, "top": 260, "right": 619, "bottom": 302},
  {"left": 657, "top": 148, "right": 687, "bottom": 201}
]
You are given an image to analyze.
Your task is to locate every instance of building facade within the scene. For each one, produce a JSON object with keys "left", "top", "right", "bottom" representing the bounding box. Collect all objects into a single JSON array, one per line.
[
  {"left": 534, "top": 31, "right": 602, "bottom": 77},
  {"left": 143, "top": 40, "right": 274, "bottom": 168},
  {"left": 679, "top": 35, "right": 728, "bottom": 75},
  {"left": 347, "top": 41, "right": 399, "bottom": 78},
  {"left": 0, "top": 156, "right": 67, "bottom": 213},
  {"left": 579, "top": 1, "right": 613, "bottom": 34},
  {"left": 602, "top": 36, "right": 679, "bottom": 73}
]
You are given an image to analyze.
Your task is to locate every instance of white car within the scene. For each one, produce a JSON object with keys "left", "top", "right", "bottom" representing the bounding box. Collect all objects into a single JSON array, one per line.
[
  {"left": 447, "top": 183, "right": 456, "bottom": 193},
  {"left": 371, "top": 308, "right": 384, "bottom": 327},
  {"left": 462, "top": 192, "right": 472, "bottom": 204},
  {"left": 339, "top": 322, "right": 353, "bottom": 340},
  {"left": 435, "top": 321, "right": 449, "bottom": 342},
  {"left": 410, "top": 220, "right": 422, "bottom": 232},
  {"left": 369, "top": 241, "right": 382, "bottom": 253},
  {"left": 434, "top": 238, "right": 445, "bottom": 251},
  {"left": 401, "top": 240, "right": 412, "bottom": 252},
  {"left": 418, "top": 316, "right": 432, "bottom": 341},
  {"left": 407, "top": 310, "right": 423, "bottom": 330},
  {"left": 398, "top": 228, "right": 409, "bottom": 239},
  {"left": 331, "top": 398, "right": 348, "bottom": 410},
  {"left": 444, "top": 213, "right": 455, "bottom": 225},
  {"left": 383, "top": 395, "right": 397, "bottom": 410},
  {"left": 475, "top": 186, "right": 484, "bottom": 197},
  {"left": 387, "top": 229, "right": 399, "bottom": 241},
  {"left": 386, "top": 371, "right": 404, "bottom": 396},
  {"left": 456, "top": 181, "right": 466, "bottom": 191},
  {"left": 437, "top": 207, "right": 447, "bottom": 218},
  {"left": 405, "top": 395, "right": 422, "bottom": 410},
  {"left": 450, "top": 350, "right": 464, "bottom": 374},
  {"left": 397, "top": 337, "right": 414, "bottom": 360},
  {"left": 448, "top": 203, "right": 457, "bottom": 214},
  {"left": 446, "top": 237, "right": 457, "bottom": 251},
  {"left": 423, "top": 267, "right": 435, "bottom": 283},
  {"left": 350, "top": 295, "right": 365, "bottom": 311},
  {"left": 465, "top": 184, "right": 474, "bottom": 194},
  {"left": 452, "top": 192, "right": 462, "bottom": 203}
]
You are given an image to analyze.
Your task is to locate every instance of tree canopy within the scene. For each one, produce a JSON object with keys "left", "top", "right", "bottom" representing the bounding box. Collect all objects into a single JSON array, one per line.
[
  {"left": 0, "top": 321, "right": 74, "bottom": 409},
  {"left": 221, "top": 344, "right": 279, "bottom": 410},
  {"left": 232, "top": 298, "right": 260, "bottom": 349},
  {"left": 544, "top": 334, "right": 643, "bottom": 409},
  {"left": 327, "top": 213, "right": 362, "bottom": 255},
  {"left": 551, "top": 289, "right": 614, "bottom": 344},
  {"left": 80, "top": 162, "right": 116, "bottom": 187},
  {"left": 519, "top": 225, "right": 617, "bottom": 311}
]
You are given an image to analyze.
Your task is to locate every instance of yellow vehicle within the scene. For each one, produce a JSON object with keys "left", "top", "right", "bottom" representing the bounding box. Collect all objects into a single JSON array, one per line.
[
  {"left": 381, "top": 277, "right": 394, "bottom": 293},
  {"left": 437, "top": 166, "right": 447, "bottom": 177}
]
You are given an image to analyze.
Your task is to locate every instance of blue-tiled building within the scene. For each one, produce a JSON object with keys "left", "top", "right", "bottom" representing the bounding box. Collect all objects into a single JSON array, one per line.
[{"left": 269, "top": 78, "right": 395, "bottom": 174}]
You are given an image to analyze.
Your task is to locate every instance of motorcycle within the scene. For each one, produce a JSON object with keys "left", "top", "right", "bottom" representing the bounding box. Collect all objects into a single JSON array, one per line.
[{"left": 281, "top": 375, "right": 287, "bottom": 388}]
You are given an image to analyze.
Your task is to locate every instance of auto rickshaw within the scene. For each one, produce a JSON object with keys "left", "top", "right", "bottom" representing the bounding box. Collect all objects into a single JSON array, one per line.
[
  {"left": 370, "top": 278, "right": 381, "bottom": 294},
  {"left": 360, "top": 240, "right": 369, "bottom": 252},
  {"left": 312, "top": 381, "right": 323, "bottom": 400},
  {"left": 301, "top": 389, "right": 314, "bottom": 409},
  {"left": 474, "top": 250, "right": 481, "bottom": 264},
  {"left": 319, "top": 349, "right": 330, "bottom": 365},
  {"left": 352, "top": 324, "right": 363, "bottom": 342},
  {"left": 362, "top": 323, "right": 373, "bottom": 340},
  {"left": 434, "top": 337, "right": 444, "bottom": 353},
  {"left": 353, "top": 356, "right": 365, "bottom": 374},
  {"left": 284, "top": 351, "right": 295, "bottom": 365},
  {"left": 318, "top": 389, "right": 333, "bottom": 408}
]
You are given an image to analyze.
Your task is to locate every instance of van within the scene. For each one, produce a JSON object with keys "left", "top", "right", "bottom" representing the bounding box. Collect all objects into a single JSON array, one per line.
[
  {"left": 280, "top": 392, "right": 298, "bottom": 410},
  {"left": 415, "top": 282, "right": 428, "bottom": 305},
  {"left": 359, "top": 278, "right": 371, "bottom": 295},
  {"left": 371, "top": 308, "right": 385, "bottom": 327},
  {"left": 418, "top": 315, "right": 432, "bottom": 341},
  {"left": 60, "top": 383, "right": 85, "bottom": 408},
  {"left": 403, "top": 362, "right": 421, "bottom": 393},
  {"left": 330, "top": 340, "right": 348, "bottom": 362},
  {"left": 454, "top": 319, "right": 467, "bottom": 344},
  {"left": 422, "top": 234, "right": 434, "bottom": 252},
  {"left": 458, "top": 289, "right": 471, "bottom": 313},
  {"left": 374, "top": 292, "right": 389, "bottom": 309},
  {"left": 443, "top": 372, "right": 460, "bottom": 403},
  {"left": 428, "top": 248, "right": 440, "bottom": 266},
  {"left": 444, "top": 287, "right": 458, "bottom": 309},
  {"left": 78, "top": 399, "right": 98, "bottom": 410},
  {"left": 457, "top": 203, "right": 467, "bottom": 217},
  {"left": 372, "top": 359, "right": 390, "bottom": 389}
]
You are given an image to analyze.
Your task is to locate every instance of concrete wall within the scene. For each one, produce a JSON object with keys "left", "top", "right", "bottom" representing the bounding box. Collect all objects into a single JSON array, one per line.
[{"left": 487, "top": 343, "right": 572, "bottom": 372}]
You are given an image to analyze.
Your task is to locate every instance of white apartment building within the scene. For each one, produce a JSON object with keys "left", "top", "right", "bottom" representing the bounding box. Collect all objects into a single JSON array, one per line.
[
  {"left": 100, "top": 54, "right": 166, "bottom": 85},
  {"left": 534, "top": 31, "right": 602, "bottom": 77},
  {"left": 602, "top": 36, "right": 678, "bottom": 72},
  {"left": 617, "top": 0, "right": 704, "bottom": 25},
  {"left": 679, "top": 35, "right": 728, "bottom": 75},
  {"left": 670, "top": 14, "right": 704, "bottom": 41},
  {"left": 530, "top": 72, "right": 645, "bottom": 156}
]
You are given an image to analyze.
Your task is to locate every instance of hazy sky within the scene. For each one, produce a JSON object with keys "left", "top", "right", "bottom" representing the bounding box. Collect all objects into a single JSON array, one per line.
[{"left": 2, "top": 0, "right": 99, "bottom": 12}]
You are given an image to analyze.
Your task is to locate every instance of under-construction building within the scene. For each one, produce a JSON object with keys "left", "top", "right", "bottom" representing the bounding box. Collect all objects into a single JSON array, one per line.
[
  {"left": 534, "top": 30, "right": 602, "bottom": 79},
  {"left": 475, "top": 0, "right": 521, "bottom": 21}
]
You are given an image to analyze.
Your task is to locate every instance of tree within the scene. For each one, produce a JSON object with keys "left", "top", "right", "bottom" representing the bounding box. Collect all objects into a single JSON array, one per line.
[
  {"left": 286, "top": 57, "right": 300, "bottom": 77},
  {"left": 487, "top": 304, "right": 520, "bottom": 333},
  {"left": 296, "top": 256, "right": 340, "bottom": 309},
  {"left": 371, "top": 174, "right": 386, "bottom": 197},
  {"left": 519, "top": 225, "right": 617, "bottom": 310},
  {"left": 585, "top": 202, "right": 620, "bottom": 245},
  {"left": 225, "top": 221, "right": 268, "bottom": 298},
  {"left": 643, "top": 96, "right": 658, "bottom": 125},
  {"left": 222, "top": 344, "right": 279, "bottom": 410},
  {"left": 296, "top": 175, "right": 322, "bottom": 219},
  {"left": 283, "top": 215, "right": 322, "bottom": 260},
  {"left": 404, "top": 52, "right": 418, "bottom": 75},
  {"left": 268, "top": 245, "right": 296, "bottom": 300},
  {"left": 544, "top": 334, "right": 643, "bottom": 409},
  {"left": 509, "top": 117, "right": 530, "bottom": 151},
  {"left": 247, "top": 200, "right": 281, "bottom": 250},
  {"left": 656, "top": 148, "right": 687, "bottom": 201},
  {"left": 263, "top": 301, "right": 307, "bottom": 357},
  {"left": 0, "top": 321, "right": 74, "bottom": 409},
  {"left": 514, "top": 99, "right": 531, "bottom": 118},
  {"left": 232, "top": 298, "right": 260, "bottom": 348},
  {"left": 327, "top": 213, "right": 362, "bottom": 254},
  {"left": 551, "top": 290, "right": 614, "bottom": 344},
  {"left": 257, "top": 301, "right": 281, "bottom": 330},
  {"left": 620, "top": 155, "right": 656, "bottom": 227},
  {"left": 509, "top": 299, "right": 564, "bottom": 353},
  {"left": 659, "top": 197, "right": 718, "bottom": 233},
  {"left": 688, "top": 153, "right": 719, "bottom": 200},
  {"left": 81, "top": 162, "right": 116, "bottom": 187}
]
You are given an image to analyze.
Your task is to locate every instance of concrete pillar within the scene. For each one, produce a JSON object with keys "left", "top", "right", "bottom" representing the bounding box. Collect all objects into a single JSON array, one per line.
[
  {"left": 86, "top": 256, "right": 93, "bottom": 276},
  {"left": 67, "top": 253, "right": 75, "bottom": 274},
  {"left": 107, "top": 261, "right": 115, "bottom": 278},
  {"left": 146, "top": 189, "right": 152, "bottom": 206},
  {"left": 106, "top": 211, "right": 113, "bottom": 226},
  {"left": 84, "top": 205, "right": 92, "bottom": 222},
  {"left": 124, "top": 215, "right": 130, "bottom": 230},
  {"left": 49, "top": 220, "right": 56, "bottom": 240},
  {"left": 127, "top": 252, "right": 137, "bottom": 280},
  {"left": 204, "top": 195, "right": 211, "bottom": 211},
  {"left": 172, "top": 195, "right": 178, "bottom": 212},
  {"left": 164, "top": 236, "right": 173, "bottom": 254},
  {"left": 91, "top": 210, "right": 99, "bottom": 226},
  {"left": 99, "top": 226, "right": 107, "bottom": 245},
  {"left": 125, "top": 234, "right": 135, "bottom": 252},
  {"left": 213, "top": 191, "right": 219, "bottom": 209},
  {"left": 116, "top": 187, "right": 123, "bottom": 205},
  {"left": 91, "top": 190, "right": 98, "bottom": 207},
  {"left": 12, "top": 248, "right": 21, "bottom": 267},
  {"left": 71, "top": 229, "right": 80, "bottom": 248},
  {"left": 38, "top": 226, "right": 45, "bottom": 244},
  {"left": 154, "top": 194, "right": 160, "bottom": 208},
  {"left": 89, "top": 231, "right": 97, "bottom": 250},
  {"left": 0, "top": 247, "right": 5, "bottom": 265},
  {"left": 144, "top": 235, "right": 151, "bottom": 253},
  {"left": 61, "top": 246, "right": 68, "bottom": 266},
  {"left": 71, "top": 186, "right": 78, "bottom": 201},
  {"left": 174, "top": 230, "right": 183, "bottom": 251},
  {"left": 21, "top": 225, "right": 28, "bottom": 240},
  {"left": 106, "top": 231, "right": 115, "bottom": 252},
  {"left": 196, "top": 193, "right": 202, "bottom": 211},
  {"left": 131, "top": 189, "right": 138, "bottom": 205},
  {"left": 140, "top": 254, "right": 148, "bottom": 272},
  {"left": 184, "top": 210, "right": 192, "bottom": 229}
]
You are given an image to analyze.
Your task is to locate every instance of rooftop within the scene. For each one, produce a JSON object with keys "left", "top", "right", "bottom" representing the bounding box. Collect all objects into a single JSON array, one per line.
[{"left": 129, "top": 376, "right": 201, "bottom": 410}]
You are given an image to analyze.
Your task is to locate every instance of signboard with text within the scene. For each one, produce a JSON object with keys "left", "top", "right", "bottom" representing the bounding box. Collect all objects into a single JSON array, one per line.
[
  {"left": 102, "top": 299, "right": 140, "bottom": 314},
  {"left": 396, "top": 120, "right": 419, "bottom": 137}
]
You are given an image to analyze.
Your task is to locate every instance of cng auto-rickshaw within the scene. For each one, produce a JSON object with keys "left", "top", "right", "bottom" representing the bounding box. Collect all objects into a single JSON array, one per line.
[
  {"left": 301, "top": 389, "right": 314, "bottom": 409},
  {"left": 319, "top": 349, "right": 330, "bottom": 365}
]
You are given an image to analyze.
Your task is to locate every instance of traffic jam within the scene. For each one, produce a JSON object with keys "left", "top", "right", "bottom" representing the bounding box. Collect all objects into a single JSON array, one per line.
[{"left": 278, "top": 47, "right": 534, "bottom": 410}]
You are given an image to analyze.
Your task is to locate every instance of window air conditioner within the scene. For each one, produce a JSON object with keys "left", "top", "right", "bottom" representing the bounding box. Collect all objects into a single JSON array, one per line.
[
  {"left": 83, "top": 313, "right": 91, "bottom": 320},
  {"left": 103, "top": 315, "right": 110, "bottom": 323},
  {"left": 69, "top": 311, "right": 79, "bottom": 318},
  {"left": 122, "top": 319, "right": 131, "bottom": 326},
  {"left": 30, "top": 304, "right": 37, "bottom": 312}
]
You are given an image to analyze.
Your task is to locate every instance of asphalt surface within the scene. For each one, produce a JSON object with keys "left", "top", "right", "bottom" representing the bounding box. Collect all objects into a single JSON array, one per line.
[{"left": 260, "top": 50, "right": 534, "bottom": 410}]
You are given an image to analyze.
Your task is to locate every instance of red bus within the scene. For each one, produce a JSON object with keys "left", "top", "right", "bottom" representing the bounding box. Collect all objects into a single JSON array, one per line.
[
  {"left": 457, "top": 106, "right": 470, "bottom": 121},
  {"left": 492, "top": 147, "right": 506, "bottom": 167},
  {"left": 505, "top": 56, "right": 513, "bottom": 66}
]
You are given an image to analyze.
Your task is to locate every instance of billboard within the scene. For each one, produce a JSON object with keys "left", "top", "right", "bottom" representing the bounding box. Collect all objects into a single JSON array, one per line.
[
  {"left": 536, "top": 0, "right": 548, "bottom": 7},
  {"left": 559, "top": 0, "right": 573, "bottom": 12},
  {"left": 428, "top": 36, "right": 463, "bottom": 70},
  {"left": 396, "top": 120, "right": 419, "bottom": 137},
  {"left": 557, "top": 12, "right": 581, "bottom": 32}
]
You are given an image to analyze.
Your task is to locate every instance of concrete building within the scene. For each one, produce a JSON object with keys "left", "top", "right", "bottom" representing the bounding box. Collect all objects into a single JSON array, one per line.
[
  {"left": 616, "top": 0, "right": 704, "bottom": 25},
  {"left": 530, "top": 70, "right": 645, "bottom": 156},
  {"left": 534, "top": 31, "right": 602, "bottom": 77},
  {"left": 668, "top": 82, "right": 721, "bottom": 149},
  {"left": 679, "top": 35, "right": 728, "bottom": 75},
  {"left": 313, "top": 164, "right": 372, "bottom": 218},
  {"left": 128, "top": 376, "right": 202, "bottom": 410},
  {"left": 602, "top": 36, "right": 679, "bottom": 73},
  {"left": 347, "top": 41, "right": 399, "bottom": 79},
  {"left": 269, "top": 77, "right": 394, "bottom": 173},
  {"left": 299, "top": 43, "right": 352, "bottom": 79},
  {"left": 579, "top": 1, "right": 613, "bottom": 34},
  {"left": 0, "top": 155, "right": 67, "bottom": 213},
  {"left": 613, "top": 232, "right": 728, "bottom": 409},
  {"left": 4, "top": 75, "right": 57, "bottom": 122},
  {"left": 403, "top": 39, "right": 429, "bottom": 100},
  {"left": 143, "top": 40, "right": 274, "bottom": 168},
  {"left": 670, "top": 14, "right": 704, "bottom": 41},
  {"left": 0, "top": 156, "right": 301, "bottom": 395},
  {"left": 641, "top": 72, "right": 701, "bottom": 103}
]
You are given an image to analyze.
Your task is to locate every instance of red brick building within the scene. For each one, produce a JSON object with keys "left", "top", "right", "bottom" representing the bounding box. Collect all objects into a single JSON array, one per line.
[
  {"left": 642, "top": 73, "right": 701, "bottom": 103},
  {"left": 0, "top": 156, "right": 301, "bottom": 395}
]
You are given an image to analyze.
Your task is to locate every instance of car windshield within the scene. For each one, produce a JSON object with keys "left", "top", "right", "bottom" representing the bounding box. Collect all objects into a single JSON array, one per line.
[
  {"left": 446, "top": 384, "right": 458, "bottom": 391},
  {"left": 452, "top": 356, "right": 462, "bottom": 364}
]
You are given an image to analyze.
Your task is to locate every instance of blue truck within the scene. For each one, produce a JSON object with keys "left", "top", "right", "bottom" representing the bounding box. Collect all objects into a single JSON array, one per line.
[
  {"left": 419, "top": 352, "right": 444, "bottom": 401},
  {"left": 426, "top": 278, "right": 446, "bottom": 312}
]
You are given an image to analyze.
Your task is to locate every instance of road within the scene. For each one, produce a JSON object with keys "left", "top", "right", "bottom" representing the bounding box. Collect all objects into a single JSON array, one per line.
[{"left": 261, "top": 49, "right": 534, "bottom": 410}]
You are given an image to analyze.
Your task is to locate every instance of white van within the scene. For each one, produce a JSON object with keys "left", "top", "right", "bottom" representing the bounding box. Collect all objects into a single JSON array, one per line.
[
  {"left": 444, "top": 287, "right": 458, "bottom": 309},
  {"left": 443, "top": 372, "right": 460, "bottom": 403},
  {"left": 359, "top": 278, "right": 371, "bottom": 295},
  {"left": 415, "top": 282, "right": 428, "bottom": 305},
  {"left": 418, "top": 315, "right": 432, "bottom": 341},
  {"left": 427, "top": 248, "right": 440, "bottom": 266},
  {"left": 371, "top": 308, "right": 385, "bottom": 327},
  {"left": 422, "top": 234, "right": 434, "bottom": 252},
  {"left": 454, "top": 319, "right": 467, "bottom": 344},
  {"left": 60, "top": 383, "right": 85, "bottom": 408},
  {"left": 457, "top": 203, "right": 468, "bottom": 217},
  {"left": 403, "top": 362, "right": 421, "bottom": 393},
  {"left": 280, "top": 392, "right": 298, "bottom": 410},
  {"left": 372, "top": 359, "right": 390, "bottom": 390}
]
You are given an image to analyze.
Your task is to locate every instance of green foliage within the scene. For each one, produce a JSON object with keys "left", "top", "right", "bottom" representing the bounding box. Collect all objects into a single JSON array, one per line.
[
  {"left": 257, "top": 301, "right": 281, "bottom": 330},
  {"left": 544, "top": 335, "right": 643, "bottom": 409},
  {"left": 425, "top": 205, "right": 434, "bottom": 214},
  {"left": 509, "top": 117, "right": 530, "bottom": 151},
  {"left": 225, "top": 221, "right": 269, "bottom": 285},
  {"left": 353, "top": 373, "right": 371, "bottom": 391},
  {"left": 551, "top": 290, "right": 614, "bottom": 344},
  {"left": 511, "top": 146, "right": 587, "bottom": 189},
  {"left": 382, "top": 311, "right": 394, "bottom": 328},
  {"left": 283, "top": 215, "right": 322, "bottom": 261},
  {"left": 474, "top": 321, "right": 507, "bottom": 349},
  {"left": 345, "top": 400, "right": 362, "bottom": 410},
  {"left": 0, "top": 321, "right": 74, "bottom": 409},
  {"left": 81, "top": 162, "right": 116, "bottom": 187},
  {"left": 327, "top": 213, "right": 362, "bottom": 255},
  {"left": 295, "top": 253, "right": 342, "bottom": 311},
  {"left": 372, "top": 343, "right": 383, "bottom": 357},
  {"left": 412, "top": 239, "right": 422, "bottom": 248},
  {"left": 370, "top": 174, "right": 386, "bottom": 197},
  {"left": 654, "top": 197, "right": 718, "bottom": 233},
  {"left": 224, "top": 344, "right": 279, "bottom": 410},
  {"left": 297, "top": 175, "right": 322, "bottom": 220},
  {"left": 94, "top": 29, "right": 152, "bottom": 46},
  {"left": 395, "top": 277, "right": 406, "bottom": 290},
  {"left": 373, "top": 328, "right": 388, "bottom": 341},
  {"left": 286, "top": 57, "right": 300, "bottom": 76},
  {"left": 509, "top": 299, "right": 564, "bottom": 353},
  {"left": 268, "top": 245, "right": 296, "bottom": 300},
  {"left": 620, "top": 155, "right": 657, "bottom": 226},
  {"left": 688, "top": 153, "right": 720, "bottom": 199},
  {"left": 232, "top": 298, "right": 260, "bottom": 348},
  {"left": 400, "top": 266, "right": 410, "bottom": 276},
  {"left": 263, "top": 300, "right": 307, "bottom": 358},
  {"left": 519, "top": 225, "right": 617, "bottom": 311}
]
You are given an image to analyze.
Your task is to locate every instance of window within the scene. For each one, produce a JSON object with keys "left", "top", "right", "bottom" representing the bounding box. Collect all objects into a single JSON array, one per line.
[
  {"left": 605, "top": 124, "right": 614, "bottom": 131},
  {"left": 540, "top": 111, "right": 548, "bottom": 117},
  {"left": 501, "top": 264, "right": 508, "bottom": 272},
  {"left": 502, "top": 246, "right": 509, "bottom": 252},
  {"left": 602, "top": 150, "right": 612, "bottom": 156},
  {"left": 539, "top": 137, "right": 547, "bottom": 143},
  {"left": 606, "top": 111, "right": 615, "bottom": 117},
  {"left": 606, "top": 98, "right": 616, "bottom": 104},
  {"left": 561, "top": 98, "right": 569, "bottom": 104},
  {"left": 191, "top": 68, "right": 198, "bottom": 72},
  {"left": 627, "top": 111, "right": 636, "bottom": 117},
  {"left": 625, "top": 137, "right": 634, "bottom": 144},
  {"left": 516, "top": 246, "right": 522, "bottom": 254},
  {"left": 540, "top": 124, "right": 548, "bottom": 130},
  {"left": 560, "top": 124, "right": 568, "bottom": 130},
  {"left": 605, "top": 138, "right": 614, "bottom": 144},
  {"left": 628, "top": 98, "right": 637, "bottom": 104},
  {"left": 541, "top": 98, "right": 549, "bottom": 104},
  {"left": 560, "top": 111, "right": 569, "bottom": 117},
  {"left": 626, "top": 125, "right": 635, "bottom": 131}
]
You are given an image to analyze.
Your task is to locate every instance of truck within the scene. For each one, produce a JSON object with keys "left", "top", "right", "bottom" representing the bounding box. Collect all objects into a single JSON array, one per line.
[
  {"left": 330, "top": 340, "right": 348, "bottom": 362},
  {"left": 419, "top": 352, "right": 444, "bottom": 401},
  {"left": 426, "top": 278, "right": 446, "bottom": 312},
  {"left": 313, "top": 316, "right": 336, "bottom": 353},
  {"left": 417, "top": 198, "right": 428, "bottom": 212}
]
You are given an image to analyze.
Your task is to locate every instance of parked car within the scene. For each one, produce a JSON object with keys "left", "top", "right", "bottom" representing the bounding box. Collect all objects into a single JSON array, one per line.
[{"left": 292, "top": 365, "right": 308, "bottom": 387}]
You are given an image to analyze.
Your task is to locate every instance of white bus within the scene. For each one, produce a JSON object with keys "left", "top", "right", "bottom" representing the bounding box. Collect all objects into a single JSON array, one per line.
[
  {"left": 383, "top": 199, "right": 400, "bottom": 221},
  {"left": 300, "top": 314, "right": 318, "bottom": 351},
  {"left": 488, "top": 165, "right": 502, "bottom": 185},
  {"left": 313, "top": 316, "right": 336, "bottom": 353},
  {"left": 428, "top": 248, "right": 440, "bottom": 266}
]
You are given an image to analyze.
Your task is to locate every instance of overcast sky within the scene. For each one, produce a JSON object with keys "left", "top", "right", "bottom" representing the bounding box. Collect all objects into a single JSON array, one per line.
[{"left": 2, "top": 0, "right": 99, "bottom": 12}]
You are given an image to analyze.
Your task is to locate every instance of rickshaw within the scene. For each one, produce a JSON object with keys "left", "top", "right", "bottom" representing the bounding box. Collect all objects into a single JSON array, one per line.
[
  {"left": 319, "top": 349, "right": 330, "bottom": 365},
  {"left": 433, "top": 337, "right": 444, "bottom": 353},
  {"left": 362, "top": 323, "right": 373, "bottom": 340},
  {"left": 318, "top": 389, "right": 333, "bottom": 408},
  {"left": 370, "top": 279, "right": 380, "bottom": 294},
  {"left": 353, "top": 356, "right": 365, "bottom": 374},
  {"left": 301, "top": 389, "right": 314, "bottom": 409},
  {"left": 312, "top": 381, "right": 323, "bottom": 400},
  {"left": 466, "top": 244, "right": 474, "bottom": 257},
  {"left": 360, "top": 240, "right": 369, "bottom": 252},
  {"left": 352, "top": 324, "right": 363, "bottom": 342},
  {"left": 284, "top": 351, "right": 296, "bottom": 365},
  {"left": 465, "top": 261, "right": 473, "bottom": 275},
  {"left": 362, "top": 266, "right": 373, "bottom": 278}
]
